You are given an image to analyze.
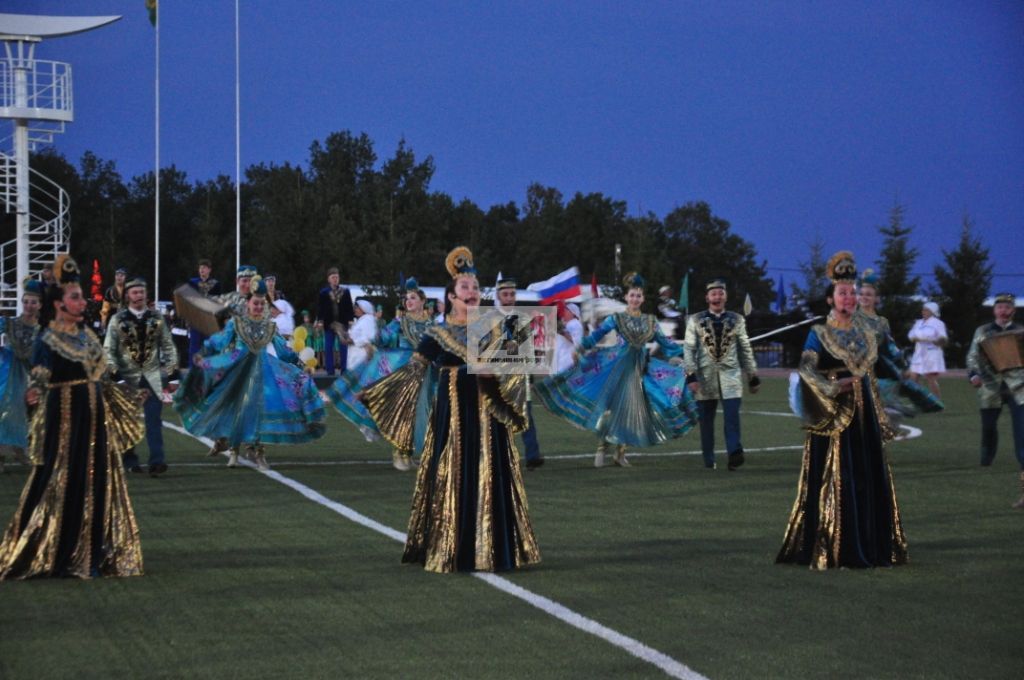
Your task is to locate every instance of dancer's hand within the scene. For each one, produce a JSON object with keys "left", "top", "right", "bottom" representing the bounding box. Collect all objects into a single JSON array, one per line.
[{"left": 25, "top": 388, "right": 40, "bottom": 406}]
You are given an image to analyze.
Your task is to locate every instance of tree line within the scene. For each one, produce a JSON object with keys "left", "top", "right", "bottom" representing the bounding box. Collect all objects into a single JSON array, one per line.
[{"left": 7, "top": 129, "right": 997, "bottom": 366}]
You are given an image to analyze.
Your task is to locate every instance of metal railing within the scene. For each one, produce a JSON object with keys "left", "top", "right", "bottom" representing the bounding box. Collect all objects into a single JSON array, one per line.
[
  {"left": 0, "top": 149, "right": 70, "bottom": 311},
  {"left": 0, "top": 59, "right": 73, "bottom": 119}
]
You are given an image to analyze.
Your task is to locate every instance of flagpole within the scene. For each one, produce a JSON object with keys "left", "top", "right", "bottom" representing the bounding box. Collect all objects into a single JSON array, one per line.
[
  {"left": 235, "top": 0, "right": 241, "bottom": 271},
  {"left": 154, "top": 1, "right": 160, "bottom": 301}
]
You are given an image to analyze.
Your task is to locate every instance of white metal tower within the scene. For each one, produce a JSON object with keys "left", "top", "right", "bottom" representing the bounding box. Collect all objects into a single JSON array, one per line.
[{"left": 0, "top": 13, "right": 120, "bottom": 313}]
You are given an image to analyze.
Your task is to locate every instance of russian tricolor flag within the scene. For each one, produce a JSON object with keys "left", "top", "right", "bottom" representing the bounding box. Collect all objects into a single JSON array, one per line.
[{"left": 528, "top": 267, "right": 581, "bottom": 305}]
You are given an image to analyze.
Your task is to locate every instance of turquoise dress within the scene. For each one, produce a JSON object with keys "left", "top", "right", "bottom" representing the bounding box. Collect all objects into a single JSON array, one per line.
[
  {"left": 327, "top": 314, "right": 437, "bottom": 453},
  {"left": 0, "top": 317, "right": 39, "bottom": 448},
  {"left": 854, "top": 310, "right": 943, "bottom": 416},
  {"left": 174, "top": 316, "right": 326, "bottom": 446},
  {"left": 534, "top": 312, "right": 699, "bottom": 447}
]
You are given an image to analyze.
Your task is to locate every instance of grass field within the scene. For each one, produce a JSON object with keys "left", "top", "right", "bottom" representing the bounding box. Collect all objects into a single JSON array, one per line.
[{"left": 1, "top": 377, "right": 1021, "bottom": 679}]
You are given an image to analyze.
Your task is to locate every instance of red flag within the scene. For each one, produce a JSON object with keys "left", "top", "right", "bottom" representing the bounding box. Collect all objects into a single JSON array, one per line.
[{"left": 590, "top": 272, "right": 599, "bottom": 297}]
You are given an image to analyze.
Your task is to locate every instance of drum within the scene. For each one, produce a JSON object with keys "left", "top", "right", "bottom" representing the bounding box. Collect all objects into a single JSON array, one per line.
[
  {"left": 173, "top": 284, "right": 227, "bottom": 337},
  {"left": 980, "top": 330, "right": 1024, "bottom": 372}
]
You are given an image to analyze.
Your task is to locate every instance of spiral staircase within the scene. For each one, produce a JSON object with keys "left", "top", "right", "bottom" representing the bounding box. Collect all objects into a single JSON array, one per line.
[{"left": 0, "top": 11, "right": 120, "bottom": 313}]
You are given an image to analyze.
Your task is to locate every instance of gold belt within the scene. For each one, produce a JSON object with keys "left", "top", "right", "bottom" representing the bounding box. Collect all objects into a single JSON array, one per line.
[{"left": 47, "top": 378, "right": 98, "bottom": 388}]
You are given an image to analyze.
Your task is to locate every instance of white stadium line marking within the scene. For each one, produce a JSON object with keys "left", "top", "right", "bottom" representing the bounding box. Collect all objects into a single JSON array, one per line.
[
  {"left": 161, "top": 420, "right": 708, "bottom": 680},
  {"left": 164, "top": 410, "right": 921, "bottom": 468}
]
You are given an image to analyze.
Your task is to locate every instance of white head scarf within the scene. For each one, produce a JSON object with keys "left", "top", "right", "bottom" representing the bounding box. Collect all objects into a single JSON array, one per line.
[
  {"left": 356, "top": 299, "right": 374, "bottom": 315},
  {"left": 923, "top": 301, "right": 940, "bottom": 317}
]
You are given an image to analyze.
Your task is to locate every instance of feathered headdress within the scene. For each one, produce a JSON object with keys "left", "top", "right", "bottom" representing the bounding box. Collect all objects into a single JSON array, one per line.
[
  {"left": 53, "top": 254, "right": 81, "bottom": 287},
  {"left": 249, "top": 274, "right": 267, "bottom": 297},
  {"left": 826, "top": 251, "right": 857, "bottom": 283},
  {"left": 445, "top": 246, "right": 477, "bottom": 279},
  {"left": 622, "top": 272, "right": 646, "bottom": 289}
]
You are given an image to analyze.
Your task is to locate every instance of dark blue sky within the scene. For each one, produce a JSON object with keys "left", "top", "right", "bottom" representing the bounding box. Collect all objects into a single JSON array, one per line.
[{"left": 7, "top": 1, "right": 1023, "bottom": 292}]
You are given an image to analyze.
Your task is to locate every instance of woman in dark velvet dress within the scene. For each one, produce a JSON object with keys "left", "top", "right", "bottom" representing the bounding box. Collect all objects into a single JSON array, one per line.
[
  {"left": 362, "top": 247, "right": 540, "bottom": 573},
  {"left": 0, "top": 256, "right": 145, "bottom": 580},
  {"left": 777, "top": 251, "right": 908, "bottom": 570}
]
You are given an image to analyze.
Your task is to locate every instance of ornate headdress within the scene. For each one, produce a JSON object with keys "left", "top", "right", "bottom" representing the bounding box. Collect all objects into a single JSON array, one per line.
[
  {"left": 22, "top": 277, "right": 43, "bottom": 298},
  {"left": 858, "top": 267, "right": 879, "bottom": 288},
  {"left": 622, "top": 272, "right": 645, "bottom": 289},
  {"left": 404, "top": 276, "right": 421, "bottom": 292},
  {"left": 826, "top": 251, "right": 857, "bottom": 283},
  {"left": 249, "top": 274, "right": 267, "bottom": 297},
  {"left": 237, "top": 264, "right": 258, "bottom": 278},
  {"left": 53, "top": 254, "right": 81, "bottom": 287},
  {"left": 445, "top": 246, "right": 477, "bottom": 280},
  {"left": 994, "top": 292, "right": 1016, "bottom": 306}
]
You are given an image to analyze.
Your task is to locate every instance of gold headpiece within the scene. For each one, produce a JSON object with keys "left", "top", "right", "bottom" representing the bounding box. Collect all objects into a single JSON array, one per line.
[
  {"left": 444, "top": 246, "right": 477, "bottom": 280},
  {"left": 826, "top": 251, "right": 857, "bottom": 283},
  {"left": 622, "top": 272, "right": 645, "bottom": 289},
  {"left": 249, "top": 274, "right": 268, "bottom": 296},
  {"left": 52, "top": 254, "right": 81, "bottom": 287}
]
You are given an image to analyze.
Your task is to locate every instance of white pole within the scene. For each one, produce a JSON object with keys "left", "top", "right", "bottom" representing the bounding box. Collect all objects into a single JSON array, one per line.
[
  {"left": 154, "top": 3, "right": 161, "bottom": 301},
  {"left": 12, "top": 41, "right": 32, "bottom": 316},
  {"left": 235, "top": 0, "right": 241, "bottom": 271}
]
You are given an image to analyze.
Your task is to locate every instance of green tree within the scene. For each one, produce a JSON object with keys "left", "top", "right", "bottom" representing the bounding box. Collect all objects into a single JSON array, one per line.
[
  {"left": 875, "top": 201, "right": 921, "bottom": 342},
  {"left": 791, "top": 235, "right": 828, "bottom": 316},
  {"left": 932, "top": 214, "right": 993, "bottom": 366},
  {"left": 659, "top": 201, "right": 772, "bottom": 313}
]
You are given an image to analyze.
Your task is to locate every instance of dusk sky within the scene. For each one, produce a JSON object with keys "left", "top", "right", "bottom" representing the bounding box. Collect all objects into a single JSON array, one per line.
[{"left": 6, "top": 1, "right": 1023, "bottom": 292}]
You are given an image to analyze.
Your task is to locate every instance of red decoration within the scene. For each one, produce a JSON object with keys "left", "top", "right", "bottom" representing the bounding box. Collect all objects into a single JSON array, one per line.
[{"left": 91, "top": 259, "right": 103, "bottom": 301}]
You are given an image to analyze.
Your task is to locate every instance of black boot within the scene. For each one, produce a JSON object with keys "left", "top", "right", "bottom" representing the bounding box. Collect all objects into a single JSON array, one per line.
[{"left": 727, "top": 448, "right": 745, "bottom": 471}]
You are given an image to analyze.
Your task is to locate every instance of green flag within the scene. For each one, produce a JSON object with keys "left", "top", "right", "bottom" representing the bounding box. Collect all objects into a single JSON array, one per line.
[
  {"left": 677, "top": 273, "right": 689, "bottom": 313},
  {"left": 146, "top": 0, "right": 158, "bottom": 27}
]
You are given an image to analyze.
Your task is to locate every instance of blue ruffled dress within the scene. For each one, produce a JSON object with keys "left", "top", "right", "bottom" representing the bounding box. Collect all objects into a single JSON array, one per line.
[
  {"left": 534, "top": 312, "right": 699, "bottom": 447},
  {"left": 174, "top": 316, "right": 326, "bottom": 446},
  {"left": 327, "top": 314, "right": 436, "bottom": 452},
  {"left": 0, "top": 317, "right": 39, "bottom": 448}
]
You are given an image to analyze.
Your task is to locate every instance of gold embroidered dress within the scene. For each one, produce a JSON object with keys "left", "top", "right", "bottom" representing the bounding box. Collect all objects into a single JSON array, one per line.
[
  {"left": 362, "top": 322, "right": 541, "bottom": 573},
  {"left": 777, "top": 317, "right": 908, "bottom": 569},
  {"left": 0, "top": 321, "right": 145, "bottom": 579}
]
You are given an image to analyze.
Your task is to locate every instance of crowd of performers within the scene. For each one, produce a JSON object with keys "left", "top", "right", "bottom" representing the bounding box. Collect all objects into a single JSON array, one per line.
[{"left": 0, "top": 245, "right": 1021, "bottom": 581}]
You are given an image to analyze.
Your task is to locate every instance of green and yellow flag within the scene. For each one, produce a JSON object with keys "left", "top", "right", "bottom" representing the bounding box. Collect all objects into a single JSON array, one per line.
[{"left": 146, "top": 0, "right": 158, "bottom": 27}]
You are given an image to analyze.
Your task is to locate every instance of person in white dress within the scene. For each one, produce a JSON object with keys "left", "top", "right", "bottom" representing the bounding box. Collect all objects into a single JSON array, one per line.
[
  {"left": 265, "top": 274, "right": 295, "bottom": 339},
  {"left": 553, "top": 302, "right": 584, "bottom": 373},
  {"left": 346, "top": 299, "right": 378, "bottom": 370},
  {"left": 908, "top": 301, "right": 947, "bottom": 398}
]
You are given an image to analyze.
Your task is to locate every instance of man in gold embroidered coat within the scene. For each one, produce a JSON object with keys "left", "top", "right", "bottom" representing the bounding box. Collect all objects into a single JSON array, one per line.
[
  {"left": 104, "top": 276, "right": 179, "bottom": 476},
  {"left": 100, "top": 266, "right": 127, "bottom": 328},
  {"left": 965, "top": 292, "right": 1024, "bottom": 507},
  {"left": 683, "top": 279, "right": 760, "bottom": 470}
]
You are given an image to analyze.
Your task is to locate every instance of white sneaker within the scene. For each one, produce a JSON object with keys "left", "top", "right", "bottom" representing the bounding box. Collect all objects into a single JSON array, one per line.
[
  {"left": 594, "top": 449, "right": 606, "bottom": 468},
  {"left": 392, "top": 452, "right": 411, "bottom": 471},
  {"left": 226, "top": 450, "right": 239, "bottom": 468}
]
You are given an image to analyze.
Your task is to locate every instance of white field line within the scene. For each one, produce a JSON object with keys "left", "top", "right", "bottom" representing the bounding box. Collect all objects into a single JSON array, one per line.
[
  {"left": 164, "top": 410, "right": 920, "bottom": 468},
  {"left": 160, "top": 420, "right": 707, "bottom": 680}
]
